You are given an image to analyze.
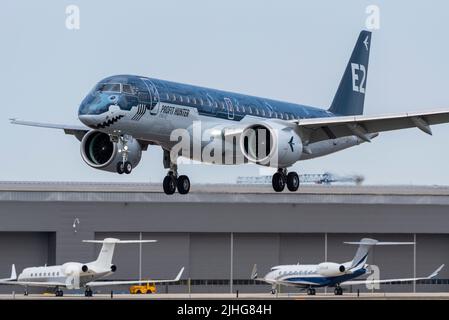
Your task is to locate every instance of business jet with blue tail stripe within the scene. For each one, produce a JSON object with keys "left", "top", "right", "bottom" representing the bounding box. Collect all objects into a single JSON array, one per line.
[
  {"left": 11, "top": 30, "right": 449, "bottom": 194},
  {"left": 0, "top": 238, "right": 184, "bottom": 297},
  {"left": 251, "top": 238, "right": 444, "bottom": 295}
]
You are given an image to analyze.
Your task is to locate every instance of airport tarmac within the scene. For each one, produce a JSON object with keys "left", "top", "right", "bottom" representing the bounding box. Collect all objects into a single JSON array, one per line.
[{"left": 1, "top": 292, "right": 449, "bottom": 300}]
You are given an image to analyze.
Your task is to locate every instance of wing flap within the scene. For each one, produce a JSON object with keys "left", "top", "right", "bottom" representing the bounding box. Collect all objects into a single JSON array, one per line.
[{"left": 295, "top": 109, "right": 449, "bottom": 143}]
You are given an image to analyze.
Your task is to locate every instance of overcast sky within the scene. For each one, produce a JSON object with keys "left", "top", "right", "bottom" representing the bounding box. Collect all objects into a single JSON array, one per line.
[{"left": 1, "top": 0, "right": 449, "bottom": 185}]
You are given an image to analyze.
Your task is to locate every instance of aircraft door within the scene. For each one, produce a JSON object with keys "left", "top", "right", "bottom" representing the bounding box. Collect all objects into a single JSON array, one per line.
[
  {"left": 142, "top": 79, "right": 160, "bottom": 115},
  {"left": 224, "top": 97, "right": 234, "bottom": 120}
]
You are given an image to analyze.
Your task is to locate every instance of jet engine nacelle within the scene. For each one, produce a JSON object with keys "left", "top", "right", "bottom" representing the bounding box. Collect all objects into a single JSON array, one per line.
[
  {"left": 80, "top": 130, "right": 142, "bottom": 172},
  {"left": 239, "top": 122, "right": 302, "bottom": 167},
  {"left": 110, "top": 265, "right": 117, "bottom": 272},
  {"left": 316, "top": 262, "right": 346, "bottom": 277}
]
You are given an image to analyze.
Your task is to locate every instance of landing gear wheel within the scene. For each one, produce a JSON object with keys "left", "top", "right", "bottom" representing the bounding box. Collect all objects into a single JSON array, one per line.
[
  {"left": 272, "top": 172, "right": 286, "bottom": 192},
  {"left": 116, "top": 162, "right": 125, "bottom": 174},
  {"left": 24, "top": 290, "right": 29, "bottom": 296},
  {"left": 85, "top": 289, "right": 93, "bottom": 297},
  {"left": 177, "top": 175, "right": 190, "bottom": 195},
  {"left": 55, "top": 290, "right": 63, "bottom": 297},
  {"left": 307, "top": 288, "right": 316, "bottom": 295},
  {"left": 123, "top": 161, "right": 132, "bottom": 174},
  {"left": 334, "top": 287, "right": 343, "bottom": 295},
  {"left": 270, "top": 289, "right": 276, "bottom": 295},
  {"left": 286, "top": 172, "right": 299, "bottom": 192},
  {"left": 163, "top": 174, "right": 177, "bottom": 195}
]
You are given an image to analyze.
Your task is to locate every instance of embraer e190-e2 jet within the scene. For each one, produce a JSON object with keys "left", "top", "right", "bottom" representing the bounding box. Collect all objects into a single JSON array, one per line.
[{"left": 11, "top": 30, "right": 449, "bottom": 194}]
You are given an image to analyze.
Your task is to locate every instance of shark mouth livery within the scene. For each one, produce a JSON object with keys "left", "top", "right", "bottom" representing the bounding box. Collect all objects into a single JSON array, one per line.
[
  {"left": 95, "top": 114, "right": 124, "bottom": 129},
  {"left": 10, "top": 30, "right": 449, "bottom": 195}
]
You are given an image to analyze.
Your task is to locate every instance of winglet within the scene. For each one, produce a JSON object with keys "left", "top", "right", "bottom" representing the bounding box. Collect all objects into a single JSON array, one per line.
[
  {"left": 429, "top": 264, "right": 444, "bottom": 278},
  {"left": 174, "top": 267, "right": 185, "bottom": 281},
  {"left": 10, "top": 264, "right": 17, "bottom": 280},
  {"left": 251, "top": 264, "right": 258, "bottom": 280}
]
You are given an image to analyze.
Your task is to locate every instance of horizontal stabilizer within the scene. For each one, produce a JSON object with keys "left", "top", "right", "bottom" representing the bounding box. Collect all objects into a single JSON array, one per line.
[{"left": 83, "top": 238, "right": 157, "bottom": 244}]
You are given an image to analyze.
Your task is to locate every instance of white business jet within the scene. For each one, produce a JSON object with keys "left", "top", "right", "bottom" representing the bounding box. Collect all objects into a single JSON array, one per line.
[
  {"left": 251, "top": 238, "right": 444, "bottom": 295},
  {"left": 0, "top": 238, "right": 184, "bottom": 297}
]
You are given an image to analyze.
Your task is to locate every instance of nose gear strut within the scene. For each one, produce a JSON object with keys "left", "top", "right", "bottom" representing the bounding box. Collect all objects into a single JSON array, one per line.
[{"left": 113, "top": 134, "right": 133, "bottom": 174}]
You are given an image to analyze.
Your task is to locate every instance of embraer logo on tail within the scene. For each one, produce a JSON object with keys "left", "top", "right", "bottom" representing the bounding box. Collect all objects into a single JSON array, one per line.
[
  {"left": 351, "top": 63, "right": 366, "bottom": 93},
  {"left": 363, "top": 36, "right": 370, "bottom": 51}
]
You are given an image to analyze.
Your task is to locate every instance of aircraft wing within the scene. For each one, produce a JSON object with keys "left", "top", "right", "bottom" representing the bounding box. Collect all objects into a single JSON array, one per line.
[
  {"left": 10, "top": 119, "right": 89, "bottom": 141},
  {"left": 295, "top": 109, "right": 449, "bottom": 144},
  {"left": 341, "top": 264, "right": 444, "bottom": 286},
  {"left": 0, "top": 280, "right": 67, "bottom": 287},
  {"left": 86, "top": 267, "right": 184, "bottom": 287}
]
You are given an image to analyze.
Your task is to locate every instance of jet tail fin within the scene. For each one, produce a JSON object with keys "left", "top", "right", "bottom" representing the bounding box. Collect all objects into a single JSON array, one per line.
[
  {"left": 328, "top": 30, "right": 372, "bottom": 116},
  {"left": 83, "top": 238, "right": 157, "bottom": 269},
  {"left": 345, "top": 238, "right": 414, "bottom": 270}
]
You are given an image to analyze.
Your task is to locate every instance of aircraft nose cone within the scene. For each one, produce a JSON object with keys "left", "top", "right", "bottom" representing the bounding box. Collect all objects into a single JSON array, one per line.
[{"left": 78, "top": 114, "right": 97, "bottom": 127}]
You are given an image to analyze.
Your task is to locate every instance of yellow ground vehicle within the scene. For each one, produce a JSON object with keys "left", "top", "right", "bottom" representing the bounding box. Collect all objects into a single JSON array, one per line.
[{"left": 129, "top": 283, "right": 156, "bottom": 294}]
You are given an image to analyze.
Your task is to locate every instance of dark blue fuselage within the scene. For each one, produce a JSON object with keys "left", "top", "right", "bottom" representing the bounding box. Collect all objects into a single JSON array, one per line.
[{"left": 79, "top": 75, "right": 335, "bottom": 122}]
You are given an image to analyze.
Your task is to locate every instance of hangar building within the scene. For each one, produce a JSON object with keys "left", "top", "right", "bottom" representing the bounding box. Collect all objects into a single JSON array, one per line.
[{"left": 0, "top": 182, "right": 448, "bottom": 294}]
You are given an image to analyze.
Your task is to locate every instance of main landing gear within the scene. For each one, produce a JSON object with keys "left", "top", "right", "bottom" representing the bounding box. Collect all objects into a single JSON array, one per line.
[
  {"left": 85, "top": 287, "right": 93, "bottom": 297},
  {"left": 163, "top": 163, "right": 191, "bottom": 195},
  {"left": 115, "top": 135, "right": 133, "bottom": 175},
  {"left": 306, "top": 287, "right": 316, "bottom": 295},
  {"left": 272, "top": 169, "right": 299, "bottom": 192},
  {"left": 55, "top": 288, "right": 64, "bottom": 297},
  {"left": 334, "top": 285, "right": 343, "bottom": 296}
]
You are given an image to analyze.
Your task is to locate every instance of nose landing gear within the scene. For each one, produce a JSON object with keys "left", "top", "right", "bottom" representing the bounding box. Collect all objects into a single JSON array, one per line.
[
  {"left": 272, "top": 169, "right": 299, "bottom": 192},
  {"left": 114, "top": 135, "right": 133, "bottom": 175}
]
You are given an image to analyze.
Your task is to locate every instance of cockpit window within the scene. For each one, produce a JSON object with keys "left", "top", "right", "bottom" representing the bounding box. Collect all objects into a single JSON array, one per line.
[
  {"left": 96, "top": 83, "right": 121, "bottom": 93},
  {"left": 122, "top": 84, "right": 134, "bottom": 94}
]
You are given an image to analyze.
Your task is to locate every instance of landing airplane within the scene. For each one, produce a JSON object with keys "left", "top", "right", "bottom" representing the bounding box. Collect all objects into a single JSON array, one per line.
[
  {"left": 251, "top": 238, "right": 444, "bottom": 295},
  {"left": 0, "top": 238, "right": 184, "bottom": 297},
  {"left": 11, "top": 30, "right": 449, "bottom": 194}
]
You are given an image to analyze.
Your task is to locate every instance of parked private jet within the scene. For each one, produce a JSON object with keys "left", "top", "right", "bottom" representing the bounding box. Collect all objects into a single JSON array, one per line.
[
  {"left": 11, "top": 30, "right": 449, "bottom": 194},
  {"left": 251, "top": 238, "right": 444, "bottom": 295},
  {"left": 0, "top": 238, "right": 184, "bottom": 297}
]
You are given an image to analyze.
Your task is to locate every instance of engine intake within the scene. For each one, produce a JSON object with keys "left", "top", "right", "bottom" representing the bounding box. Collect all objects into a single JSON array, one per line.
[
  {"left": 239, "top": 122, "right": 302, "bottom": 167},
  {"left": 81, "top": 265, "right": 88, "bottom": 272},
  {"left": 110, "top": 265, "right": 117, "bottom": 272},
  {"left": 80, "top": 130, "right": 142, "bottom": 172}
]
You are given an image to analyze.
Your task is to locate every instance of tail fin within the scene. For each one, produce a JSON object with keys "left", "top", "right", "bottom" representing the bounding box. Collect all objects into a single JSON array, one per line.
[
  {"left": 345, "top": 238, "right": 414, "bottom": 270},
  {"left": 83, "top": 238, "right": 157, "bottom": 269},
  {"left": 10, "top": 264, "right": 16, "bottom": 280},
  {"left": 328, "top": 30, "right": 372, "bottom": 116},
  {"left": 250, "top": 264, "right": 258, "bottom": 280}
]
